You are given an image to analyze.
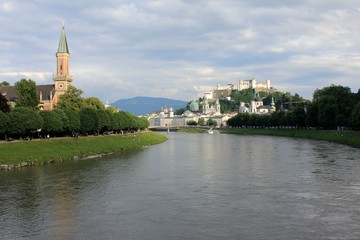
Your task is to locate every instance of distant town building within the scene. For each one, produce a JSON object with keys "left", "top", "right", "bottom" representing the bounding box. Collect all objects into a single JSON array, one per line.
[
  {"left": 205, "top": 78, "right": 275, "bottom": 101},
  {"left": 203, "top": 98, "right": 221, "bottom": 115},
  {"left": 189, "top": 100, "right": 199, "bottom": 111},
  {"left": 148, "top": 98, "right": 232, "bottom": 127},
  {"left": 212, "top": 85, "right": 232, "bottom": 99},
  {"left": 239, "top": 90, "right": 276, "bottom": 114},
  {"left": 237, "top": 78, "right": 271, "bottom": 91},
  {"left": 0, "top": 24, "right": 73, "bottom": 110}
]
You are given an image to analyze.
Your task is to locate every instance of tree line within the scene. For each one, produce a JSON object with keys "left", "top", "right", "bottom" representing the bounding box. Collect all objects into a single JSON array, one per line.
[
  {"left": 0, "top": 79, "right": 149, "bottom": 140},
  {"left": 227, "top": 85, "right": 360, "bottom": 130}
]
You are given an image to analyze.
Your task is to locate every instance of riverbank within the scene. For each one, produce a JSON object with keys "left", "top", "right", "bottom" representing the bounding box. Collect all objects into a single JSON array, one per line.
[
  {"left": 222, "top": 128, "right": 360, "bottom": 149},
  {"left": 0, "top": 131, "right": 167, "bottom": 170},
  {"left": 177, "top": 127, "right": 208, "bottom": 133}
]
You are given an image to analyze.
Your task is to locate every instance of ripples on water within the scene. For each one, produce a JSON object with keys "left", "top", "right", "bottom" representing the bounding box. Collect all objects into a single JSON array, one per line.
[{"left": 1, "top": 133, "right": 360, "bottom": 240}]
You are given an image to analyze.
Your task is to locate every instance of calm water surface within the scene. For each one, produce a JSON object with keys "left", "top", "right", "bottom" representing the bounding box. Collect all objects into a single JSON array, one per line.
[{"left": 1, "top": 133, "right": 360, "bottom": 239}]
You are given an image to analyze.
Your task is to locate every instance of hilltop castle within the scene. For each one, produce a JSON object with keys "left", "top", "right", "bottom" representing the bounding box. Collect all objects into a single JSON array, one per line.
[{"left": 0, "top": 24, "right": 73, "bottom": 110}]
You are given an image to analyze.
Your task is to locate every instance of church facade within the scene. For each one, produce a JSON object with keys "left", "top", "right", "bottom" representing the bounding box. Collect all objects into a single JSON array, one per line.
[{"left": 0, "top": 24, "right": 73, "bottom": 110}]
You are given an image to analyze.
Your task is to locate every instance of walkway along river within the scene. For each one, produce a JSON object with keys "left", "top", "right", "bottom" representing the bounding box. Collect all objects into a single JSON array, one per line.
[{"left": 1, "top": 132, "right": 360, "bottom": 239}]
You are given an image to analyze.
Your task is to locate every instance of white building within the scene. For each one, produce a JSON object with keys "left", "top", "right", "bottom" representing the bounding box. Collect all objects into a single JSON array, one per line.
[
  {"left": 239, "top": 92, "right": 276, "bottom": 114},
  {"left": 203, "top": 98, "right": 221, "bottom": 115},
  {"left": 148, "top": 100, "right": 234, "bottom": 127},
  {"left": 237, "top": 78, "right": 271, "bottom": 91}
]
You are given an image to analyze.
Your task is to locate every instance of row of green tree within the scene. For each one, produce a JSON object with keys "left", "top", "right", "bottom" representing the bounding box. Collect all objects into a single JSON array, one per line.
[
  {"left": 186, "top": 118, "right": 218, "bottom": 127},
  {"left": 227, "top": 85, "right": 360, "bottom": 130},
  {"left": 221, "top": 89, "right": 309, "bottom": 113},
  {"left": 0, "top": 107, "right": 149, "bottom": 140},
  {"left": 174, "top": 88, "right": 309, "bottom": 115},
  {"left": 0, "top": 79, "right": 150, "bottom": 139}
]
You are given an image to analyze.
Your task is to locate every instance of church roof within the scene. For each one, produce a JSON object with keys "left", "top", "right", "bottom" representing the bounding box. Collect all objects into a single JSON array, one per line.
[
  {"left": 0, "top": 86, "right": 17, "bottom": 101},
  {"left": 57, "top": 24, "right": 69, "bottom": 53},
  {"left": 37, "top": 84, "right": 55, "bottom": 100},
  {"left": 0, "top": 84, "right": 55, "bottom": 101}
]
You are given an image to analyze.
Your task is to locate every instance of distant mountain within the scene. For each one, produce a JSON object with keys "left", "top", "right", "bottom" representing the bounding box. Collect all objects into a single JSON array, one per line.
[{"left": 111, "top": 96, "right": 188, "bottom": 115}]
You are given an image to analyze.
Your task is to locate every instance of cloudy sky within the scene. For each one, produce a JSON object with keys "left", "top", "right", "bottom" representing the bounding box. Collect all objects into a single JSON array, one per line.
[{"left": 1, "top": 0, "right": 360, "bottom": 103}]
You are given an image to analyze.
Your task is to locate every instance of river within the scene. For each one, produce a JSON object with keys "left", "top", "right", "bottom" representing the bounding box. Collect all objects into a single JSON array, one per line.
[{"left": 1, "top": 133, "right": 360, "bottom": 239}]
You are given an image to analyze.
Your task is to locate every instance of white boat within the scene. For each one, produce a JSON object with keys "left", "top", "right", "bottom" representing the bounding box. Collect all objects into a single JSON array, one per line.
[{"left": 208, "top": 128, "right": 214, "bottom": 134}]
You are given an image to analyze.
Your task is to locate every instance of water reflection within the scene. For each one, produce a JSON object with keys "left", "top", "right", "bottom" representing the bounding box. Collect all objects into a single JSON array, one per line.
[{"left": 1, "top": 133, "right": 360, "bottom": 239}]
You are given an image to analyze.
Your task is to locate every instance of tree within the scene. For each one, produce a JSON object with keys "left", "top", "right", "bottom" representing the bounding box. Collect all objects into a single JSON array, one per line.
[
  {"left": 292, "top": 106, "right": 306, "bottom": 128},
  {"left": 80, "top": 108, "right": 98, "bottom": 133},
  {"left": 139, "top": 117, "right": 150, "bottom": 129},
  {"left": 219, "top": 99, "right": 238, "bottom": 113},
  {"left": 39, "top": 110, "right": 63, "bottom": 135},
  {"left": 106, "top": 106, "right": 119, "bottom": 113},
  {"left": 53, "top": 109, "right": 69, "bottom": 131},
  {"left": 175, "top": 107, "right": 187, "bottom": 115},
  {"left": 317, "top": 95, "right": 338, "bottom": 129},
  {"left": 57, "top": 86, "right": 85, "bottom": 110},
  {"left": 312, "top": 85, "right": 356, "bottom": 129},
  {"left": 305, "top": 103, "right": 318, "bottom": 128},
  {"left": 97, "top": 109, "right": 111, "bottom": 133},
  {"left": 63, "top": 109, "right": 81, "bottom": 133},
  {"left": 351, "top": 103, "right": 360, "bottom": 129},
  {"left": 231, "top": 89, "right": 254, "bottom": 103},
  {"left": 0, "top": 111, "right": 9, "bottom": 137},
  {"left": 14, "top": 79, "right": 40, "bottom": 109},
  {"left": 0, "top": 94, "right": 11, "bottom": 113},
  {"left": 186, "top": 120, "right": 197, "bottom": 126},
  {"left": 198, "top": 117, "right": 205, "bottom": 126},
  {"left": 7, "top": 107, "right": 43, "bottom": 138},
  {"left": 207, "top": 118, "right": 217, "bottom": 127},
  {"left": 84, "top": 97, "right": 105, "bottom": 110},
  {"left": 0, "top": 81, "right": 10, "bottom": 87}
]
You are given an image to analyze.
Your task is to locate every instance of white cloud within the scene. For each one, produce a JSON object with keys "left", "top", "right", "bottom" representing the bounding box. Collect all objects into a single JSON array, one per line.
[
  {"left": 0, "top": 2, "right": 13, "bottom": 12},
  {"left": 1, "top": 0, "right": 360, "bottom": 102},
  {"left": 0, "top": 72, "right": 52, "bottom": 82}
]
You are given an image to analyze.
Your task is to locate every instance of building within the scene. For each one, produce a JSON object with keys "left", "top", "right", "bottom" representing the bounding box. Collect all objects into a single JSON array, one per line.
[
  {"left": 148, "top": 98, "right": 230, "bottom": 127},
  {"left": 0, "top": 24, "right": 73, "bottom": 110},
  {"left": 212, "top": 84, "right": 233, "bottom": 99},
  {"left": 237, "top": 78, "right": 271, "bottom": 91},
  {"left": 203, "top": 98, "right": 221, "bottom": 115},
  {"left": 239, "top": 91, "right": 276, "bottom": 114}
]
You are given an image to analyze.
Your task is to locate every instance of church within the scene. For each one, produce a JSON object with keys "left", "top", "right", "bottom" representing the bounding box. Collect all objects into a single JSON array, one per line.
[{"left": 0, "top": 24, "right": 73, "bottom": 110}]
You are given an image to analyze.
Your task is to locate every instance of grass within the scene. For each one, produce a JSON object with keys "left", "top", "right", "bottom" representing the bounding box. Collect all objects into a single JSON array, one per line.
[
  {"left": 222, "top": 128, "right": 360, "bottom": 149},
  {"left": 177, "top": 127, "right": 208, "bottom": 133},
  {"left": 0, "top": 131, "right": 167, "bottom": 167}
]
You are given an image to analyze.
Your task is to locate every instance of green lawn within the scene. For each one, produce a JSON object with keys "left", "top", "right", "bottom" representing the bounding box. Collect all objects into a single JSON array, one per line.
[
  {"left": 177, "top": 127, "right": 208, "bottom": 133},
  {"left": 0, "top": 131, "right": 167, "bottom": 167},
  {"left": 222, "top": 128, "right": 360, "bottom": 149}
]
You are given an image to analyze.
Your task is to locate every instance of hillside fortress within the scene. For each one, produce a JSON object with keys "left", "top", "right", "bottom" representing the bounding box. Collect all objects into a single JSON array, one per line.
[
  {"left": 0, "top": 24, "right": 73, "bottom": 110},
  {"left": 148, "top": 78, "right": 276, "bottom": 127},
  {"left": 205, "top": 78, "right": 275, "bottom": 100},
  {"left": 237, "top": 78, "right": 271, "bottom": 91}
]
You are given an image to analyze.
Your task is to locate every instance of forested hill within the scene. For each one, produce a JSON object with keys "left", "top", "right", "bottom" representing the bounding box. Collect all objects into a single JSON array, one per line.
[{"left": 111, "top": 96, "right": 187, "bottom": 115}]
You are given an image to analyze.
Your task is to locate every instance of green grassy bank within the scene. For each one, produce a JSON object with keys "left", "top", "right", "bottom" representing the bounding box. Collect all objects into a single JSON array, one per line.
[
  {"left": 222, "top": 128, "right": 360, "bottom": 149},
  {"left": 0, "top": 131, "right": 167, "bottom": 169},
  {"left": 177, "top": 127, "right": 208, "bottom": 133}
]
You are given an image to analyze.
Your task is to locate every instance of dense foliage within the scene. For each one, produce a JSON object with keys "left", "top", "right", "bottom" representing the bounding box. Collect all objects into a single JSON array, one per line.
[
  {"left": 187, "top": 89, "right": 309, "bottom": 114},
  {"left": 0, "top": 106, "right": 149, "bottom": 140},
  {"left": 14, "top": 79, "right": 40, "bottom": 109},
  {"left": 0, "top": 85, "right": 150, "bottom": 140},
  {"left": 228, "top": 85, "right": 360, "bottom": 130},
  {"left": 0, "top": 94, "right": 10, "bottom": 113}
]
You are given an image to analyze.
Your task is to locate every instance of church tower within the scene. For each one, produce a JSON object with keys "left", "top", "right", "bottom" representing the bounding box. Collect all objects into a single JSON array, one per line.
[{"left": 53, "top": 23, "right": 73, "bottom": 107}]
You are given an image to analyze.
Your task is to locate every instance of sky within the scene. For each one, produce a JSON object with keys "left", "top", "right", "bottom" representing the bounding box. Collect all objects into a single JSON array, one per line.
[{"left": 1, "top": 0, "right": 360, "bottom": 103}]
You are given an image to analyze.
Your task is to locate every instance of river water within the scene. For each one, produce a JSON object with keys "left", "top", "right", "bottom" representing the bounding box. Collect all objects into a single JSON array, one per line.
[{"left": 1, "top": 133, "right": 360, "bottom": 240}]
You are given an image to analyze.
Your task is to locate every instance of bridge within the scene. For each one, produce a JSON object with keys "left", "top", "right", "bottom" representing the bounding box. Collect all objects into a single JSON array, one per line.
[
  {"left": 148, "top": 126, "right": 181, "bottom": 132},
  {"left": 148, "top": 126, "right": 212, "bottom": 132}
]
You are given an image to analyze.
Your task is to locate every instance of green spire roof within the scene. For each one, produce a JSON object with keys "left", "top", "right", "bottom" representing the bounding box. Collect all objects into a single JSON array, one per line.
[{"left": 57, "top": 24, "right": 69, "bottom": 53}]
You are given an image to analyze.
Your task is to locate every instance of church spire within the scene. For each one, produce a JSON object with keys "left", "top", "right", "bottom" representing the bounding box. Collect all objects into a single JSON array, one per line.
[{"left": 57, "top": 23, "right": 69, "bottom": 53}]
